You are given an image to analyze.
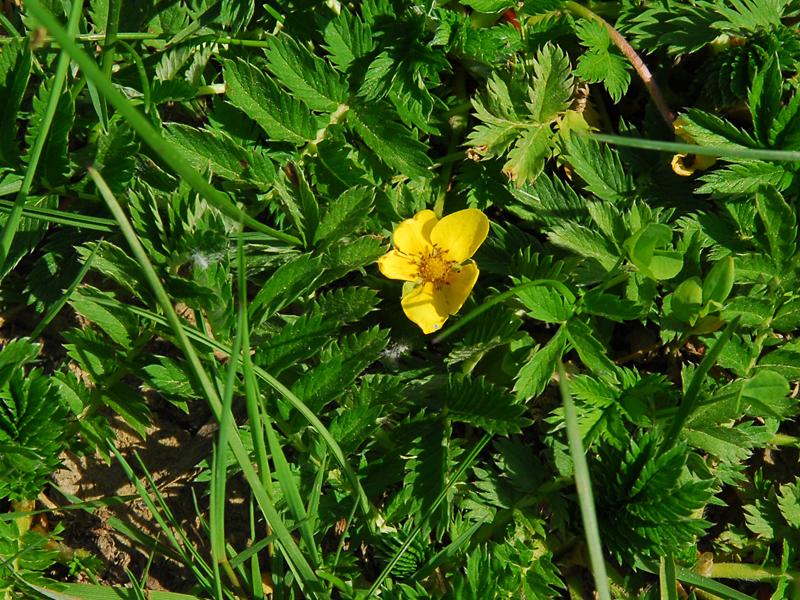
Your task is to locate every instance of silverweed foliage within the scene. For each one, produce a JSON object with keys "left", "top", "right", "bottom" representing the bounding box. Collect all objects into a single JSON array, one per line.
[{"left": 0, "top": 0, "right": 799, "bottom": 598}]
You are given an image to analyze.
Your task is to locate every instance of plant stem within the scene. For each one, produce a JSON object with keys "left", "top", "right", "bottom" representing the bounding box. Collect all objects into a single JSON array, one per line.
[{"left": 564, "top": 1, "right": 675, "bottom": 127}]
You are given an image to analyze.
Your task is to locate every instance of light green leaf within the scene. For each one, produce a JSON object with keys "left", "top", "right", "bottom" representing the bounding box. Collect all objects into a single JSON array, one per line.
[
  {"left": 527, "top": 44, "right": 573, "bottom": 123},
  {"left": 502, "top": 124, "right": 551, "bottom": 184},
  {"left": 702, "top": 256, "right": 734, "bottom": 305}
]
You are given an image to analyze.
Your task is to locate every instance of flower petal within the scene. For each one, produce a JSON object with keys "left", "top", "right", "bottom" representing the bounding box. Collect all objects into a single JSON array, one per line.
[
  {"left": 393, "top": 209, "right": 437, "bottom": 256},
  {"left": 377, "top": 250, "right": 418, "bottom": 281},
  {"left": 441, "top": 262, "right": 479, "bottom": 315},
  {"left": 430, "top": 208, "right": 489, "bottom": 263},
  {"left": 401, "top": 282, "right": 449, "bottom": 334}
]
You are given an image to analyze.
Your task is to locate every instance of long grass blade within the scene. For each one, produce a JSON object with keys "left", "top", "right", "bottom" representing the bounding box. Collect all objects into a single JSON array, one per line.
[{"left": 558, "top": 360, "right": 611, "bottom": 600}]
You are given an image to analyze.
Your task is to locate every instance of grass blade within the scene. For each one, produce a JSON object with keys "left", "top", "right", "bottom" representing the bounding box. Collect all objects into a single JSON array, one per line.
[{"left": 558, "top": 360, "right": 611, "bottom": 600}]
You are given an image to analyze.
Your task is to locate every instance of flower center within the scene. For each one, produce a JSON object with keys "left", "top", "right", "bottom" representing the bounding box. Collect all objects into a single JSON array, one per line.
[{"left": 416, "top": 247, "right": 454, "bottom": 287}]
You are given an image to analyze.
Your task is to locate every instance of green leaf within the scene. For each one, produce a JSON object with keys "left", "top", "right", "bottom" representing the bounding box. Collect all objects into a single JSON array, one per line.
[
  {"left": 516, "top": 285, "right": 574, "bottom": 323},
  {"left": 0, "top": 40, "right": 31, "bottom": 166},
  {"left": 671, "top": 277, "right": 703, "bottom": 324},
  {"left": 565, "top": 318, "right": 618, "bottom": 379},
  {"left": 758, "top": 342, "right": 800, "bottom": 380},
  {"left": 164, "top": 123, "right": 253, "bottom": 182},
  {"left": 25, "top": 77, "right": 74, "bottom": 187},
  {"left": 581, "top": 290, "right": 641, "bottom": 322},
  {"left": 527, "top": 44, "right": 573, "bottom": 123},
  {"left": 742, "top": 370, "right": 791, "bottom": 418},
  {"left": 460, "top": 0, "right": 514, "bottom": 12},
  {"left": 561, "top": 133, "right": 634, "bottom": 202},
  {"left": 773, "top": 298, "right": 800, "bottom": 332},
  {"left": 502, "top": 124, "right": 551, "bottom": 184},
  {"left": 92, "top": 119, "right": 139, "bottom": 194},
  {"left": 291, "top": 327, "right": 389, "bottom": 411},
  {"left": 721, "top": 296, "right": 774, "bottom": 328},
  {"left": 223, "top": 59, "right": 318, "bottom": 144},
  {"left": 514, "top": 327, "right": 566, "bottom": 399},
  {"left": 574, "top": 20, "right": 630, "bottom": 103},
  {"left": 702, "top": 256, "right": 734, "bottom": 305},
  {"left": 756, "top": 185, "right": 796, "bottom": 269},
  {"left": 69, "top": 287, "right": 134, "bottom": 347},
  {"left": 265, "top": 34, "right": 348, "bottom": 112},
  {"left": 274, "top": 165, "right": 319, "bottom": 245},
  {"left": 313, "top": 186, "right": 374, "bottom": 246},
  {"left": 322, "top": 9, "right": 374, "bottom": 71},
  {"left": 440, "top": 375, "right": 529, "bottom": 435},
  {"left": 748, "top": 55, "right": 782, "bottom": 145},
  {"left": 696, "top": 160, "right": 793, "bottom": 196},
  {"left": 249, "top": 254, "right": 325, "bottom": 324},
  {"left": 626, "top": 223, "right": 683, "bottom": 281},
  {"left": 548, "top": 222, "right": 619, "bottom": 270},
  {"left": 348, "top": 104, "right": 433, "bottom": 179}
]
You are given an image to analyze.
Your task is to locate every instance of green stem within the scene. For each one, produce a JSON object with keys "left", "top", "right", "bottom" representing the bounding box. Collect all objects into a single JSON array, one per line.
[
  {"left": 564, "top": 1, "right": 675, "bottom": 127},
  {"left": 434, "top": 67, "right": 469, "bottom": 218}
]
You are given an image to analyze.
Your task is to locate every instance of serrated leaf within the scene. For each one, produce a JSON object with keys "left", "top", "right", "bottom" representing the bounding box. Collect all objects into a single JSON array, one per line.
[
  {"left": 721, "top": 296, "right": 774, "bottom": 327},
  {"left": 249, "top": 254, "right": 325, "bottom": 324},
  {"left": 516, "top": 285, "right": 574, "bottom": 323},
  {"left": 223, "top": 59, "right": 318, "bottom": 144},
  {"left": 576, "top": 50, "right": 630, "bottom": 103},
  {"left": 773, "top": 298, "right": 800, "bottom": 332},
  {"left": 93, "top": 118, "right": 139, "bottom": 194},
  {"left": 266, "top": 34, "right": 348, "bottom": 112},
  {"left": 756, "top": 185, "right": 796, "bottom": 269},
  {"left": 322, "top": 9, "right": 374, "bottom": 71},
  {"left": 515, "top": 327, "right": 566, "bottom": 399},
  {"left": 548, "top": 222, "right": 618, "bottom": 269},
  {"left": 748, "top": 55, "right": 782, "bottom": 144},
  {"left": 565, "top": 318, "right": 618, "bottom": 379},
  {"left": 502, "top": 124, "right": 551, "bottom": 184},
  {"left": 697, "top": 160, "right": 793, "bottom": 196},
  {"left": 164, "top": 123, "right": 251, "bottom": 182},
  {"left": 460, "top": 0, "right": 514, "bottom": 11},
  {"left": 69, "top": 288, "right": 134, "bottom": 347},
  {"left": 509, "top": 172, "right": 586, "bottom": 225},
  {"left": 348, "top": 104, "right": 433, "bottom": 179},
  {"left": 291, "top": 327, "right": 389, "bottom": 411},
  {"left": 0, "top": 40, "right": 31, "bottom": 166},
  {"left": 561, "top": 133, "right": 634, "bottom": 202},
  {"left": 582, "top": 290, "right": 641, "bottom": 321},
  {"left": 314, "top": 187, "right": 374, "bottom": 246},
  {"left": 527, "top": 44, "right": 573, "bottom": 123},
  {"left": 440, "top": 375, "right": 528, "bottom": 435},
  {"left": 25, "top": 78, "right": 74, "bottom": 187}
]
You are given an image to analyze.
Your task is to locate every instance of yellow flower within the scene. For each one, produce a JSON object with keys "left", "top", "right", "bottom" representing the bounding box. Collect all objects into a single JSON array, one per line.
[
  {"left": 378, "top": 208, "right": 490, "bottom": 334},
  {"left": 671, "top": 117, "right": 717, "bottom": 176}
]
